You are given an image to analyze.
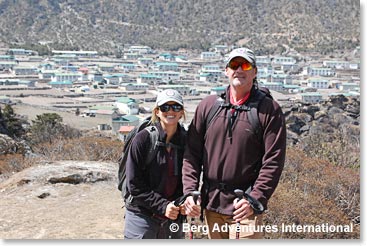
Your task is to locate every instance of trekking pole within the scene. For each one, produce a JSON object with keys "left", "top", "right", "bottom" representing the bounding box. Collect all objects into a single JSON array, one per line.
[
  {"left": 234, "top": 189, "right": 244, "bottom": 240},
  {"left": 190, "top": 191, "right": 200, "bottom": 239}
]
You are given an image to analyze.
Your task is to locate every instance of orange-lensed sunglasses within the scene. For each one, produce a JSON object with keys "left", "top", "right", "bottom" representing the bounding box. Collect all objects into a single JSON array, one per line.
[{"left": 228, "top": 60, "right": 253, "bottom": 71}]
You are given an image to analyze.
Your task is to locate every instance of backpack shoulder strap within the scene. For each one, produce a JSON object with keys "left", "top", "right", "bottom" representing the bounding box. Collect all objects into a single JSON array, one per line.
[
  {"left": 246, "top": 89, "right": 267, "bottom": 142},
  {"left": 144, "top": 125, "right": 160, "bottom": 167},
  {"left": 205, "top": 97, "right": 224, "bottom": 131}
]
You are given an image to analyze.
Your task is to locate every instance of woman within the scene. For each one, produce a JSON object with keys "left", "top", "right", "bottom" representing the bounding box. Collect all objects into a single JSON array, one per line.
[{"left": 124, "top": 89, "right": 187, "bottom": 239}]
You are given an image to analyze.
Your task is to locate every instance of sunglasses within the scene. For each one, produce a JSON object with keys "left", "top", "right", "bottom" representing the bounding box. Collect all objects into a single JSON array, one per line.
[
  {"left": 158, "top": 103, "right": 183, "bottom": 112},
  {"left": 228, "top": 60, "right": 253, "bottom": 71}
]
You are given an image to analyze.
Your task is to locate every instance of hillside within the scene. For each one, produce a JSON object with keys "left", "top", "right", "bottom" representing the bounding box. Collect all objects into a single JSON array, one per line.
[
  {"left": 0, "top": 0, "right": 360, "bottom": 54},
  {"left": 0, "top": 93, "right": 360, "bottom": 239}
]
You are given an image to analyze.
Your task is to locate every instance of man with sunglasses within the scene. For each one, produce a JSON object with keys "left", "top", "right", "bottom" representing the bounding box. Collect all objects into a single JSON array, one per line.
[
  {"left": 183, "top": 48, "right": 286, "bottom": 239},
  {"left": 124, "top": 89, "right": 187, "bottom": 239}
]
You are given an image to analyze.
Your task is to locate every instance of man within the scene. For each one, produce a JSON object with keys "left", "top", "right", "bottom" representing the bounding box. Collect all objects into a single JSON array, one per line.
[{"left": 182, "top": 47, "right": 286, "bottom": 239}]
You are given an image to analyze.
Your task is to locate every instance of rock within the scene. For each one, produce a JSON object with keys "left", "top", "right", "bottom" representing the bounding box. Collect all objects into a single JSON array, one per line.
[
  {"left": 0, "top": 160, "right": 124, "bottom": 239},
  {"left": 49, "top": 174, "right": 84, "bottom": 184},
  {"left": 327, "top": 95, "right": 349, "bottom": 110},
  {"left": 37, "top": 192, "right": 51, "bottom": 199},
  {"left": 314, "top": 110, "right": 327, "bottom": 120},
  {"left": 0, "top": 134, "right": 18, "bottom": 155}
]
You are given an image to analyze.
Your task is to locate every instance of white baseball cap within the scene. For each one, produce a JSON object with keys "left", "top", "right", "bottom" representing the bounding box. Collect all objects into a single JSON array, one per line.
[
  {"left": 155, "top": 89, "right": 184, "bottom": 106},
  {"left": 226, "top": 47, "right": 256, "bottom": 67}
]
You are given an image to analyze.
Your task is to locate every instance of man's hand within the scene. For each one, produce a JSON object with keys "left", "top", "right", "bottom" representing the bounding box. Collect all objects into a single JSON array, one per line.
[
  {"left": 233, "top": 198, "right": 254, "bottom": 222},
  {"left": 183, "top": 195, "right": 201, "bottom": 217}
]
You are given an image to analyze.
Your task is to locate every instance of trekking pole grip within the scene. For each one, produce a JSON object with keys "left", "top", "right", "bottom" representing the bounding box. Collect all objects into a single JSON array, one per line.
[
  {"left": 189, "top": 191, "right": 200, "bottom": 240},
  {"left": 234, "top": 189, "right": 244, "bottom": 200},
  {"left": 191, "top": 191, "right": 200, "bottom": 205},
  {"left": 234, "top": 189, "right": 244, "bottom": 239}
]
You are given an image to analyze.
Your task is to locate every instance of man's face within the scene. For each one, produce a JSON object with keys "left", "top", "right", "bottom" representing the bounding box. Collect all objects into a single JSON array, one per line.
[{"left": 225, "top": 57, "right": 257, "bottom": 91}]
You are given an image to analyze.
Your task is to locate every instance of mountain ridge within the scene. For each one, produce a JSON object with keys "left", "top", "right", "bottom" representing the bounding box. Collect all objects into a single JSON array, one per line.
[{"left": 0, "top": 0, "right": 360, "bottom": 54}]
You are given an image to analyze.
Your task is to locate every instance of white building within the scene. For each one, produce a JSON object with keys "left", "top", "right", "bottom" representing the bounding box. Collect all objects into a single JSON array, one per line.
[
  {"left": 339, "top": 83, "right": 359, "bottom": 92},
  {"left": 128, "top": 45, "right": 153, "bottom": 54},
  {"left": 137, "top": 74, "right": 163, "bottom": 85},
  {"left": 323, "top": 60, "right": 350, "bottom": 69},
  {"left": 121, "top": 83, "right": 149, "bottom": 92},
  {"left": 307, "top": 67, "right": 335, "bottom": 77},
  {"left": 51, "top": 50, "right": 98, "bottom": 57},
  {"left": 272, "top": 56, "right": 297, "bottom": 65},
  {"left": 13, "top": 66, "right": 38, "bottom": 75},
  {"left": 260, "top": 82, "right": 283, "bottom": 92},
  {"left": 300, "top": 92, "right": 323, "bottom": 103},
  {"left": 149, "top": 71, "right": 180, "bottom": 82},
  {"left": 307, "top": 78, "right": 329, "bottom": 89},
  {"left": 156, "top": 85, "right": 191, "bottom": 96},
  {"left": 0, "top": 95, "right": 11, "bottom": 104},
  {"left": 51, "top": 72, "right": 83, "bottom": 82},
  {"left": 114, "top": 97, "right": 139, "bottom": 115},
  {"left": 154, "top": 62, "right": 179, "bottom": 72},
  {"left": 200, "top": 52, "right": 220, "bottom": 60}
]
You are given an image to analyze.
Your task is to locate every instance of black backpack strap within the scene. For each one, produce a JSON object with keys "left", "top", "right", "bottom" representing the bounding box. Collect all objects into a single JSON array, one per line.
[
  {"left": 246, "top": 89, "right": 267, "bottom": 142},
  {"left": 205, "top": 97, "right": 224, "bottom": 132},
  {"left": 144, "top": 126, "right": 160, "bottom": 166},
  {"left": 124, "top": 126, "right": 160, "bottom": 205}
]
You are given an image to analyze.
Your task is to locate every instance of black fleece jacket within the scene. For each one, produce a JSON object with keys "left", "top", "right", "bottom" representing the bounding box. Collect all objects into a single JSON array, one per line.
[{"left": 125, "top": 122, "right": 186, "bottom": 217}]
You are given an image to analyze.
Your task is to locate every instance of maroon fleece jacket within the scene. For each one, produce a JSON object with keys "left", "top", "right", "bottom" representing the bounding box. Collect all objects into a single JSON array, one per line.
[{"left": 182, "top": 87, "right": 286, "bottom": 215}]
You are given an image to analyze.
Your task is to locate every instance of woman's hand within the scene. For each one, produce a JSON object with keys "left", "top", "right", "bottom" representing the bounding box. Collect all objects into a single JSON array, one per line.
[{"left": 165, "top": 202, "right": 180, "bottom": 220}]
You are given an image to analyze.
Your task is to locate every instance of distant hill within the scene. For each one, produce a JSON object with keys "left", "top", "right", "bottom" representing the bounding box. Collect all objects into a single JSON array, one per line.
[{"left": 0, "top": 0, "right": 360, "bottom": 54}]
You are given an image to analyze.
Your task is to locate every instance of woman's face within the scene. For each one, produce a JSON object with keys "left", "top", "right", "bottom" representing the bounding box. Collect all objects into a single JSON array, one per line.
[{"left": 155, "top": 101, "right": 184, "bottom": 128}]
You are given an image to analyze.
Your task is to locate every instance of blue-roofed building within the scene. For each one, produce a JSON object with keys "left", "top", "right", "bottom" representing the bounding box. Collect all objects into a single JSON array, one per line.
[
  {"left": 260, "top": 82, "right": 283, "bottom": 92},
  {"left": 154, "top": 62, "right": 178, "bottom": 71},
  {"left": 103, "top": 74, "right": 130, "bottom": 85},
  {"left": 199, "top": 73, "right": 220, "bottom": 83},
  {"left": 138, "top": 57, "right": 154, "bottom": 66},
  {"left": 159, "top": 53, "right": 174, "bottom": 61},
  {"left": 283, "top": 84, "right": 301, "bottom": 93},
  {"left": 137, "top": 73, "right": 163, "bottom": 85},
  {"left": 210, "top": 86, "right": 226, "bottom": 96},
  {"left": 0, "top": 55, "right": 15, "bottom": 61},
  {"left": 48, "top": 81, "right": 73, "bottom": 89}
]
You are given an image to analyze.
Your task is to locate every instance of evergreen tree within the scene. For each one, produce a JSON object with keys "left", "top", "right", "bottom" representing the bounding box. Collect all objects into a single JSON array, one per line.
[
  {"left": 30, "top": 113, "right": 64, "bottom": 144},
  {"left": 0, "top": 104, "right": 26, "bottom": 139}
]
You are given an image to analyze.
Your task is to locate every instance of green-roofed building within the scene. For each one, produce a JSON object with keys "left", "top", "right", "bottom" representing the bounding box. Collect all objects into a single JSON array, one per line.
[
  {"left": 111, "top": 115, "right": 140, "bottom": 134},
  {"left": 115, "top": 97, "right": 139, "bottom": 115}
]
